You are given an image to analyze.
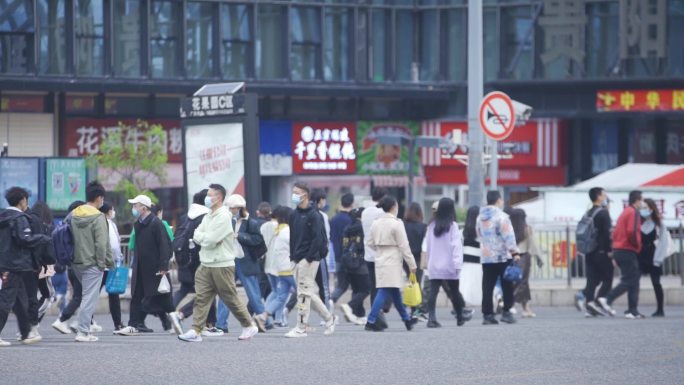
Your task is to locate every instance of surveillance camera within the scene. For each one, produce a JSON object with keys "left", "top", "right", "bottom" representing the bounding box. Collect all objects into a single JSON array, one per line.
[{"left": 512, "top": 100, "right": 533, "bottom": 125}]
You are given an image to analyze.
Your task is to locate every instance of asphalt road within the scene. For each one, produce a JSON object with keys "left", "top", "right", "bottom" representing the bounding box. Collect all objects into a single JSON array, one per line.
[{"left": 1, "top": 306, "right": 683, "bottom": 385}]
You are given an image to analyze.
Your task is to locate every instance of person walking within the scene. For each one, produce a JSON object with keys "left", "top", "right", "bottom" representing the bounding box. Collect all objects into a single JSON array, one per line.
[
  {"left": 0, "top": 187, "right": 52, "bottom": 346},
  {"left": 338, "top": 207, "right": 370, "bottom": 324},
  {"left": 115, "top": 194, "right": 173, "bottom": 336},
  {"left": 310, "top": 189, "right": 333, "bottom": 313},
  {"left": 26, "top": 201, "right": 57, "bottom": 332},
  {"left": 509, "top": 209, "right": 542, "bottom": 318},
  {"left": 403, "top": 202, "right": 427, "bottom": 319},
  {"left": 67, "top": 181, "right": 113, "bottom": 342},
  {"left": 284, "top": 182, "right": 337, "bottom": 338},
  {"left": 638, "top": 198, "right": 669, "bottom": 317},
  {"left": 361, "top": 187, "right": 390, "bottom": 328},
  {"left": 425, "top": 198, "right": 469, "bottom": 328},
  {"left": 97, "top": 203, "right": 124, "bottom": 332},
  {"left": 460, "top": 206, "right": 483, "bottom": 307},
  {"left": 177, "top": 184, "right": 259, "bottom": 342},
  {"left": 364, "top": 196, "right": 418, "bottom": 332},
  {"left": 477, "top": 191, "right": 521, "bottom": 325},
  {"left": 330, "top": 193, "right": 354, "bottom": 308},
  {"left": 598, "top": 191, "right": 644, "bottom": 319},
  {"left": 575, "top": 187, "right": 613, "bottom": 317},
  {"left": 168, "top": 189, "right": 218, "bottom": 334}
]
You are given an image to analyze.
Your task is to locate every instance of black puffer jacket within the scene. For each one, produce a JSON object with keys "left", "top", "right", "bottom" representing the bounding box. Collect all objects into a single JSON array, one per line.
[
  {"left": 289, "top": 204, "right": 327, "bottom": 263},
  {"left": 235, "top": 216, "right": 267, "bottom": 276},
  {"left": 0, "top": 208, "right": 51, "bottom": 272}
]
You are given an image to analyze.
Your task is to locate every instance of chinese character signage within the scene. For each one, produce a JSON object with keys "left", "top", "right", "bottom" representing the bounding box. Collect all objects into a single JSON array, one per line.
[
  {"left": 45, "top": 158, "right": 87, "bottom": 212},
  {"left": 539, "top": 0, "right": 586, "bottom": 75},
  {"left": 62, "top": 118, "right": 183, "bottom": 163},
  {"left": 356, "top": 122, "right": 419, "bottom": 175},
  {"left": 0, "top": 158, "right": 40, "bottom": 209},
  {"left": 260, "top": 121, "right": 292, "bottom": 176},
  {"left": 180, "top": 94, "right": 245, "bottom": 118},
  {"left": 597, "top": 89, "right": 684, "bottom": 112},
  {"left": 184, "top": 123, "right": 245, "bottom": 204},
  {"left": 292, "top": 122, "right": 356, "bottom": 174}
]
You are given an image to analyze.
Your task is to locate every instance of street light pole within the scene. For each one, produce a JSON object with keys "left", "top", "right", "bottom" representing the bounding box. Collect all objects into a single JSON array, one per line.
[{"left": 467, "top": 0, "right": 485, "bottom": 206}]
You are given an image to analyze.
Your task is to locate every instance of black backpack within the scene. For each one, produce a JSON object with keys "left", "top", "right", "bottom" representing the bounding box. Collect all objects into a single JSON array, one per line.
[
  {"left": 340, "top": 221, "right": 364, "bottom": 270},
  {"left": 173, "top": 215, "right": 204, "bottom": 267}
]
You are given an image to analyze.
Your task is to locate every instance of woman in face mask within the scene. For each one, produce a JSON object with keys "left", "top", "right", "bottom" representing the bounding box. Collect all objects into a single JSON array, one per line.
[{"left": 638, "top": 198, "right": 668, "bottom": 317}]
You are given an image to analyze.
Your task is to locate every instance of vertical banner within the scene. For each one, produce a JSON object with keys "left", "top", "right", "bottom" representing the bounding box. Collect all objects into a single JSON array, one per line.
[
  {"left": 184, "top": 123, "right": 245, "bottom": 204},
  {"left": 0, "top": 158, "right": 41, "bottom": 209},
  {"left": 45, "top": 158, "right": 87, "bottom": 212},
  {"left": 356, "top": 121, "right": 419, "bottom": 175}
]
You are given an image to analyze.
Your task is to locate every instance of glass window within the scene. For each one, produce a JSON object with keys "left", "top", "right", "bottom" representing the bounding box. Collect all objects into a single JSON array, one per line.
[
  {"left": 0, "top": 0, "right": 34, "bottom": 74},
  {"left": 500, "top": 6, "right": 533, "bottom": 80},
  {"left": 668, "top": 0, "right": 684, "bottom": 76},
  {"left": 257, "top": 4, "right": 286, "bottom": 79},
  {"left": 37, "top": 0, "right": 66, "bottom": 74},
  {"left": 186, "top": 2, "right": 214, "bottom": 78},
  {"left": 290, "top": 7, "right": 321, "bottom": 81},
  {"left": 586, "top": 2, "right": 619, "bottom": 78},
  {"left": 444, "top": 8, "right": 466, "bottom": 81},
  {"left": 150, "top": 0, "right": 181, "bottom": 78},
  {"left": 324, "top": 7, "right": 352, "bottom": 81},
  {"left": 221, "top": 4, "right": 252, "bottom": 80},
  {"left": 74, "top": 0, "right": 105, "bottom": 76},
  {"left": 113, "top": 0, "right": 142, "bottom": 77},
  {"left": 371, "top": 9, "right": 390, "bottom": 82},
  {"left": 395, "top": 10, "right": 414, "bottom": 82},
  {"left": 419, "top": 10, "right": 439, "bottom": 81},
  {"left": 483, "top": 8, "right": 499, "bottom": 81}
]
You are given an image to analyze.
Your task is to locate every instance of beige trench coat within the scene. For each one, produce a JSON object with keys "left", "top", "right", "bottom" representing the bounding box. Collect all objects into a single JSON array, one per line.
[{"left": 366, "top": 213, "right": 418, "bottom": 288}]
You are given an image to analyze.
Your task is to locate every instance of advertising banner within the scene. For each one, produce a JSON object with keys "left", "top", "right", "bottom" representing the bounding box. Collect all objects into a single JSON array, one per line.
[
  {"left": 45, "top": 158, "right": 87, "bottom": 212},
  {"left": 184, "top": 123, "right": 245, "bottom": 204},
  {"left": 0, "top": 158, "right": 40, "bottom": 209},
  {"left": 292, "top": 122, "right": 356, "bottom": 174},
  {"left": 260, "top": 121, "right": 293, "bottom": 176},
  {"left": 356, "top": 121, "right": 419, "bottom": 175},
  {"left": 597, "top": 89, "right": 684, "bottom": 112}
]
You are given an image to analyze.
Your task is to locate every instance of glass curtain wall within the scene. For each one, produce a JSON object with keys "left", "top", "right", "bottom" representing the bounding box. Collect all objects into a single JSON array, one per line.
[
  {"left": 74, "top": 0, "right": 105, "bottom": 76},
  {"left": 290, "top": 6, "right": 321, "bottom": 81},
  {"left": 113, "top": 0, "right": 142, "bottom": 77},
  {"left": 150, "top": 0, "right": 181, "bottom": 78},
  {"left": 220, "top": 3, "right": 252, "bottom": 80},
  {"left": 186, "top": 1, "right": 214, "bottom": 78},
  {"left": 0, "top": 0, "right": 34, "bottom": 74},
  {"left": 37, "top": 0, "right": 66, "bottom": 74},
  {"left": 257, "top": 4, "right": 286, "bottom": 79}
]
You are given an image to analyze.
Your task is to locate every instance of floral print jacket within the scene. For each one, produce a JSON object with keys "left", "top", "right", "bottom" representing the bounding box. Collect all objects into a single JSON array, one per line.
[{"left": 476, "top": 206, "right": 519, "bottom": 264}]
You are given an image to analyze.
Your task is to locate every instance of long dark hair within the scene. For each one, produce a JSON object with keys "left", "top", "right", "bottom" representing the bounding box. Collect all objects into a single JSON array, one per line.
[
  {"left": 31, "top": 201, "right": 54, "bottom": 232},
  {"left": 377, "top": 196, "right": 397, "bottom": 213},
  {"left": 433, "top": 198, "right": 456, "bottom": 237},
  {"left": 643, "top": 198, "right": 662, "bottom": 228},
  {"left": 404, "top": 202, "right": 424, "bottom": 223},
  {"left": 509, "top": 208, "right": 527, "bottom": 244},
  {"left": 463, "top": 205, "right": 479, "bottom": 243}
]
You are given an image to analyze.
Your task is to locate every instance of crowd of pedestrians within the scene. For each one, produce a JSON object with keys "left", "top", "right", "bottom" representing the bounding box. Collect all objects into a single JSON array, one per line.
[{"left": 0, "top": 179, "right": 675, "bottom": 346}]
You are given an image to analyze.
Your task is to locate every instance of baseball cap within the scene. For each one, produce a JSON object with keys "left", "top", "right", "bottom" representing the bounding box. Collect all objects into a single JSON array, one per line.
[
  {"left": 128, "top": 195, "right": 152, "bottom": 208},
  {"left": 227, "top": 194, "right": 247, "bottom": 208}
]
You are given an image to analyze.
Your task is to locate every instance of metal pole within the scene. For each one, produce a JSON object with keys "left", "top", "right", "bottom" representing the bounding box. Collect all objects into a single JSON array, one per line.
[
  {"left": 407, "top": 139, "right": 415, "bottom": 204},
  {"left": 566, "top": 223, "right": 572, "bottom": 288},
  {"left": 467, "top": 0, "right": 485, "bottom": 207},
  {"left": 489, "top": 139, "right": 499, "bottom": 190}
]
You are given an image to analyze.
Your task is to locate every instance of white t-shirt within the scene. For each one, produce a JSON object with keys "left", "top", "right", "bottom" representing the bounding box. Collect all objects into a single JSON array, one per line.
[{"left": 361, "top": 205, "right": 384, "bottom": 262}]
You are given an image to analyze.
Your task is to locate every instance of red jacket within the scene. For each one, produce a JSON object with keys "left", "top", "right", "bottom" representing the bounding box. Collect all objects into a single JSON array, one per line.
[{"left": 612, "top": 206, "right": 642, "bottom": 253}]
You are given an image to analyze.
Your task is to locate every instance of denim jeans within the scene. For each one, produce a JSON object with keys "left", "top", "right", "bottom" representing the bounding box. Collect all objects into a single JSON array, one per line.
[
  {"left": 367, "top": 288, "right": 410, "bottom": 324},
  {"left": 264, "top": 274, "right": 296, "bottom": 317},
  {"left": 216, "top": 262, "right": 272, "bottom": 329}
]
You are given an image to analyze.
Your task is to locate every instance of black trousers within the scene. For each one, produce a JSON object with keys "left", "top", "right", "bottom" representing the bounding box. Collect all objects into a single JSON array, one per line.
[
  {"left": 0, "top": 271, "right": 31, "bottom": 339},
  {"left": 20, "top": 271, "right": 40, "bottom": 326},
  {"left": 428, "top": 279, "right": 463, "bottom": 322},
  {"left": 331, "top": 268, "right": 349, "bottom": 303},
  {"left": 482, "top": 261, "right": 514, "bottom": 316},
  {"left": 582, "top": 251, "right": 614, "bottom": 302},
  {"left": 60, "top": 267, "right": 83, "bottom": 322},
  {"left": 643, "top": 265, "right": 664, "bottom": 312},
  {"left": 347, "top": 273, "right": 370, "bottom": 317},
  {"left": 607, "top": 250, "right": 640, "bottom": 313},
  {"left": 99, "top": 270, "right": 123, "bottom": 328}
]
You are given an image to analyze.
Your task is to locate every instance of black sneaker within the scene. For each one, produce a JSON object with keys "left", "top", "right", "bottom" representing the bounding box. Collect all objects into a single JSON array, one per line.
[
  {"left": 652, "top": 311, "right": 665, "bottom": 317},
  {"left": 501, "top": 311, "right": 517, "bottom": 324},
  {"left": 426, "top": 320, "right": 442, "bottom": 328},
  {"left": 483, "top": 315, "right": 499, "bottom": 325},
  {"left": 136, "top": 324, "right": 154, "bottom": 333},
  {"left": 404, "top": 317, "right": 418, "bottom": 331},
  {"left": 364, "top": 322, "right": 384, "bottom": 332},
  {"left": 376, "top": 316, "right": 389, "bottom": 330}
]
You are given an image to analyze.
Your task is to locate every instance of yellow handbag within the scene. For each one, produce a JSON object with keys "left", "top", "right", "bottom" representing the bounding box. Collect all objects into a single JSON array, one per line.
[{"left": 403, "top": 272, "right": 422, "bottom": 307}]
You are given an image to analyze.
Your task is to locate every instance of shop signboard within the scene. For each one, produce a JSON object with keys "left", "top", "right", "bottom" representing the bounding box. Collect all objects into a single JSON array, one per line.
[
  {"left": 356, "top": 121, "right": 420, "bottom": 175},
  {"left": 597, "top": 89, "right": 684, "bottom": 112},
  {"left": 292, "top": 122, "right": 356, "bottom": 174}
]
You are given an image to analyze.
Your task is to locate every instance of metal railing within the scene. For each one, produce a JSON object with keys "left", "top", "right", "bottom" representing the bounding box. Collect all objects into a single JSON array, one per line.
[{"left": 530, "top": 223, "right": 684, "bottom": 287}]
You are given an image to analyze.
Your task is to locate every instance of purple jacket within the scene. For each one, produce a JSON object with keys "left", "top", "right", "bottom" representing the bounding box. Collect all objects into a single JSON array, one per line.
[{"left": 426, "top": 222, "right": 463, "bottom": 280}]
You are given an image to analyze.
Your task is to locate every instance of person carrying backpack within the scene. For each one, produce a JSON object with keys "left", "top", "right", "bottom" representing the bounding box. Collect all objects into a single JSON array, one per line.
[
  {"left": 338, "top": 207, "right": 370, "bottom": 324},
  {"left": 574, "top": 187, "right": 613, "bottom": 317}
]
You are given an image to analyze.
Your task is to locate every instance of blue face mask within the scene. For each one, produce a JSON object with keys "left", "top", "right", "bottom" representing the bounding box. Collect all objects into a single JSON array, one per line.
[
  {"left": 640, "top": 208, "right": 652, "bottom": 218},
  {"left": 131, "top": 208, "right": 140, "bottom": 218},
  {"left": 291, "top": 193, "right": 302, "bottom": 206},
  {"left": 204, "top": 196, "right": 213, "bottom": 208}
]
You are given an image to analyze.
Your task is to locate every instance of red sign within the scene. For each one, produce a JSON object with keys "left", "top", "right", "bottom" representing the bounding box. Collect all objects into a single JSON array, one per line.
[
  {"left": 421, "top": 119, "right": 566, "bottom": 186},
  {"left": 292, "top": 122, "right": 356, "bottom": 174},
  {"left": 62, "top": 118, "right": 183, "bottom": 163},
  {"left": 479, "top": 91, "right": 516, "bottom": 141},
  {"left": 597, "top": 89, "right": 684, "bottom": 112},
  {"left": 0, "top": 95, "right": 44, "bottom": 112}
]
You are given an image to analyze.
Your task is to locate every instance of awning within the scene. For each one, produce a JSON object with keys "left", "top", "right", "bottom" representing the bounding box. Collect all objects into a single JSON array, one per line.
[{"left": 571, "top": 164, "right": 684, "bottom": 190}]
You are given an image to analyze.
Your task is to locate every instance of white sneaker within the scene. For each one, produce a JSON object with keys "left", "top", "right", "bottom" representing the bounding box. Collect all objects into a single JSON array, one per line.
[
  {"left": 597, "top": 297, "right": 616, "bottom": 316},
  {"left": 340, "top": 304, "right": 356, "bottom": 323},
  {"left": 178, "top": 329, "right": 203, "bottom": 343},
  {"left": 201, "top": 327, "right": 225, "bottom": 337},
  {"left": 168, "top": 312, "right": 184, "bottom": 335},
  {"left": 52, "top": 319, "right": 72, "bottom": 334},
  {"left": 90, "top": 321, "right": 103, "bottom": 333},
  {"left": 324, "top": 315, "right": 338, "bottom": 336},
  {"left": 284, "top": 327, "right": 308, "bottom": 338},
  {"left": 354, "top": 317, "right": 367, "bottom": 326},
  {"left": 238, "top": 325, "right": 259, "bottom": 341},
  {"left": 75, "top": 332, "right": 98, "bottom": 342},
  {"left": 114, "top": 326, "right": 140, "bottom": 336},
  {"left": 0, "top": 339, "right": 10, "bottom": 347}
]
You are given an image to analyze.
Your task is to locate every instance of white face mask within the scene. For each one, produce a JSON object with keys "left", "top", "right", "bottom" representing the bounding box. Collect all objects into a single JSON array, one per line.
[{"left": 111, "top": 211, "right": 116, "bottom": 220}]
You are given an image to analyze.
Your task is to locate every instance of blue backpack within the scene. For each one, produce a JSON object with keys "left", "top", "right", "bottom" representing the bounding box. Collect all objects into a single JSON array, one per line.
[{"left": 52, "top": 217, "right": 74, "bottom": 267}]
